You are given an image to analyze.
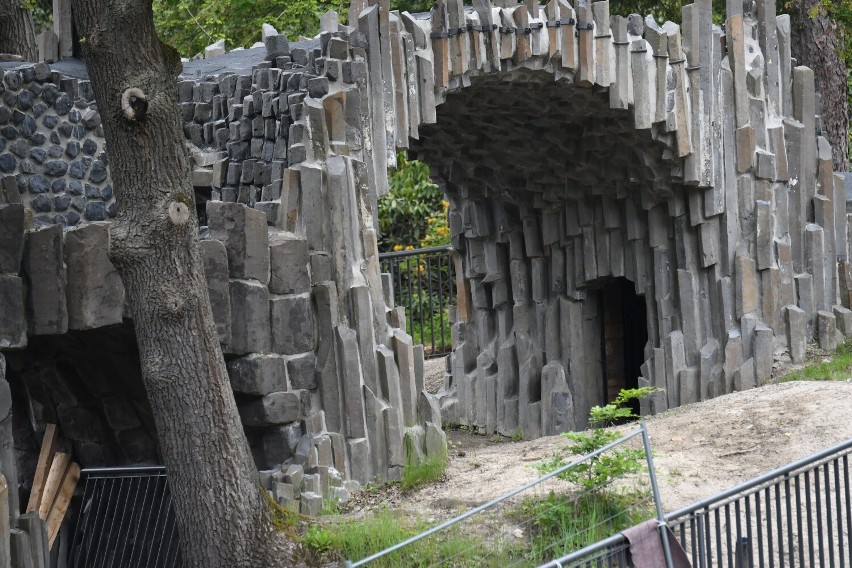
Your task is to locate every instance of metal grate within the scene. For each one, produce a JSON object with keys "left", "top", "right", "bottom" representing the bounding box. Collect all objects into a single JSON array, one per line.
[
  {"left": 68, "top": 466, "right": 182, "bottom": 568},
  {"left": 379, "top": 245, "right": 456, "bottom": 358},
  {"left": 549, "top": 437, "right": 852, "bottom": 567}
]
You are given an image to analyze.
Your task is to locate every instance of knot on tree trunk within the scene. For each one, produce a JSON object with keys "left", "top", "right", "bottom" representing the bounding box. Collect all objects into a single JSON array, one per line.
[{"left": 122, "top": 87, "right": 148, "bottom": 121}]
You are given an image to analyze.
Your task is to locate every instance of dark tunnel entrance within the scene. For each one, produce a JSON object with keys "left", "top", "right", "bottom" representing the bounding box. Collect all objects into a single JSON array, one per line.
[{"left": 598, "top": 278, "right": 647, "bottom": 408}]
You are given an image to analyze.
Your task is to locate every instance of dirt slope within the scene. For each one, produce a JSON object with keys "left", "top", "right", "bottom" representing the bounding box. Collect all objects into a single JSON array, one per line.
[{"left": 352, "top": 380, "right": 852, "bottom": 519}]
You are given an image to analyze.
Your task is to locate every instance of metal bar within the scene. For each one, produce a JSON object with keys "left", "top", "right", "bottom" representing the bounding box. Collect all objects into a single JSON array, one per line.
[
  {"left": 726, "top": 503, "right": 734, "bottom": 568},
  {"left": 714, "top": 508, "right": 722, "bottom": 568},
  {"left": 378, "top": 245, "right": 453, "bottom": 260},
  {"left": 824, "top": 462, "right": 835, "bottom": 568},
  {"left": 640, "top": 421, "right": 675, "bottom": 568},
  {"left": 805, "top": 470, "right": 815, "bottom": 568},
  {"left": 89, "top": 476, "right": 112, "bottom": 566},
  {"left": 426, "top": 255, "right": 436, "bottom": 354},
  {"left": 97, "top": 476, "right": 121, "bottom": 567},
  {"left": 109, "top": 475, "right": 134, "bottom": 567},
  {"left": 774, "top": 482, "right": 783, "bottom": 568},
  {"left": 815, "top": 466, "right": 825, "bottom": 568},
  {"left": 795, "top": 474, "right": 804, "bottom": 567},
  {"left": 349, "top": 428, "right": 646, "bottom": 568},
  {"left": 735, "top": 499, "right": 744, "bottom": 567},
  {"left": 436, "top": 251, "right": 447, "bottom": 354},
  {"left": 755, "top": 491, "right": 763, "bottom": 568},
  {"left": 70, "top": 476, "right": 94, "bottom": 568},
  {"left": 416, "top": 251, "right": 425, "bottom": 348},
  {"left": 80, "top": 465, "right": 169, "bottom": 475},
  {"left": 666, "top": 438, "right": 852, "bottom": 519},
  {"left": 785, "top": 477, "right": 794, "bottom": 568},
  {"left": 835, "top": 458, "right": 846, "bottom": 568},
  {"left": 845, "top": 456, "right": 852, "bottom": 567},
  {"left": 764, "top": 486, "right": 773, "bottom": 568}
]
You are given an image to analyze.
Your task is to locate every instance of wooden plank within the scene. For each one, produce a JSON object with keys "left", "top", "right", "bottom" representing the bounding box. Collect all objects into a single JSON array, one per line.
[
  {"left": 46, "top": 463, "right": 80, "bottom": 549},
  {"left": 37, "top": 453, "right": 70, "bottom": 521},
  {"left": 25, "top": 425, "right": 58, "bottom": 514}
]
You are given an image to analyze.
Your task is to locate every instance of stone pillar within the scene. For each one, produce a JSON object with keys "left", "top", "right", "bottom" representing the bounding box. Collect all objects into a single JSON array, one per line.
[{"left": 0, "top": 354, "right": 17, "bottom": 529}]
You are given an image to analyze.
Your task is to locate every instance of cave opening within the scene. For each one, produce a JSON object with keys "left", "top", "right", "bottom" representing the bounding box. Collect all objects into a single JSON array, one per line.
[{"left": 597, "top": 278, "right": 648, "bottom": 411}]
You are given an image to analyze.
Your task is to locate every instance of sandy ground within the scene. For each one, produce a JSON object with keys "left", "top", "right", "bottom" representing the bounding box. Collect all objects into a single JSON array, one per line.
[{"left": 345, "top": 379, "right": 852, "bottom": 521}]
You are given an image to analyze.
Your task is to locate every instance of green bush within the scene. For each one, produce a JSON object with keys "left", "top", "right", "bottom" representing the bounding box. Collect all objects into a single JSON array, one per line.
[
  {"left": 537, "top": 387, "right": 656, "bottom": 493},
  {"left": 379, "top": 152, "right": 445, "bottom": 252}
]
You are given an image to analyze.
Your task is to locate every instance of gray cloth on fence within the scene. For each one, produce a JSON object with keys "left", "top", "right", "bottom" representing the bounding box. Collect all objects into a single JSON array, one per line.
[{"left": 621, "top": 519, "right": 692, "bottom": 568}]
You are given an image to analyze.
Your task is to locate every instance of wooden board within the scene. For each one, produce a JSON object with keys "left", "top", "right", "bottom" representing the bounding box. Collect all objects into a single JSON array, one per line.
[
  {"left": 46, "top": 462, "right": 80, "bottom": 549},
  {"left": 25, "top": 424, "right": 58, "bottom": 514},
  {"left": 37, "top": 452, "right": 70, "bottom": 521}
]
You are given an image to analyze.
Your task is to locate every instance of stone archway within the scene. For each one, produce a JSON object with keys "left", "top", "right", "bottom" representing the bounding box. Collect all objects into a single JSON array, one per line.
[
  {"left": 409, "top": 69, "right": 685, "bottom": 436},
  {"left": 391, "top": 0, "right": 849, "bottom": 439}
]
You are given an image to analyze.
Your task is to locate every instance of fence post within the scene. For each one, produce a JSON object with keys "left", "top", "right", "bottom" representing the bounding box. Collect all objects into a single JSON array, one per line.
[
  {"left": 640, "top": 421, "right": 675, "bottom": 568},
  {"left": 735, "top": 537, "right": 752, "bottom": 568}
]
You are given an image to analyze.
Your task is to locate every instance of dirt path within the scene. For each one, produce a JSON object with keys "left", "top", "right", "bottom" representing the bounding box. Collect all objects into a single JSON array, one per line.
[{"left": 346, "top": 380, "right": 852, "bottom": 520}]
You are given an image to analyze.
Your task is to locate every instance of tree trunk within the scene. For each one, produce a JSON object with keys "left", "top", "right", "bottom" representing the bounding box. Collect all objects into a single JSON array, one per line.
[
  {"left": 789, "top": 0, "right": 849, "bottom": 172},
  {"left": 0, "top": 0, "right": 38, "bottom": 61},
  {"left": 69, "top": 1, "right": 287, "bottom": 565}
]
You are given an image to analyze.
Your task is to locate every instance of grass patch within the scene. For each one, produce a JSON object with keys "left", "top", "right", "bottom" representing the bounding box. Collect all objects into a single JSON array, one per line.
[
  {"left": 303, "top": 508, "right": 521, "bottom": 567},
  {"left": 511, "top": 490, "right": 654, "bottom": 564},
  {"left": 401, "top": 433, "right": 448, "bottom": 491},
  {"left": 402, "top": 455, "right": 447, "bottom": 490},
  {"left": 778, "top": 340, "right": 852, "bottom": 382}
]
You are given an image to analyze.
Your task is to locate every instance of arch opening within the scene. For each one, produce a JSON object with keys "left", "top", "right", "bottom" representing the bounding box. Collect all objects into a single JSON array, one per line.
[
  {"left": 595, "top": 277, "right": 647, "bottom": 409},
  {"left": 410, "top": 70, "right": 680, "bottom": 436}
]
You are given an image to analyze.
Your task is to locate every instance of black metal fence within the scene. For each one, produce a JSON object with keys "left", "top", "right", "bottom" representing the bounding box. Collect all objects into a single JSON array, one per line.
[
  {"left": 68, "top": 466, "right": 182, "bottom": 568},
  {"left": 547, "top": 437, "right": 852, "bottom": 568},
  {"left": 379, "top": 245, "right": 455, "bottom": 358}
]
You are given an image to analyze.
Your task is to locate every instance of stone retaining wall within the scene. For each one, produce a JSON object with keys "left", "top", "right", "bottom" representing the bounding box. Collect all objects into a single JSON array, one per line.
[{"left": 0, "top": 22, "right": 448, "bottom": 517}]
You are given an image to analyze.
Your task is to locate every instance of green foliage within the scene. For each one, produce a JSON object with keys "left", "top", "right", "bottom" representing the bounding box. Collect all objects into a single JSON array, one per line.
[
  {"left": 305, "top": 508, "right": 515, "bottom": 567},
  {"left": 513, "top": 490, "right": 653, "bottom": 564},
  {"left": 22, "top": 0, "right": 52, "bottom": 33},
  {"left": 537, "top": 387, "right": 657, "bottom": 493},
  {"left": 401, "top": 433, "right": 447, "bottom": 490},
  {"left": 303, "top": 524, "right": 334, "bottom": 555},
  {"left": 152, "top": 0, "right": 348, "bottom": 57},
  {"left": 261, "top": 483, "right": 299, "bottom": 532},
  {"left": 379, "top": 152, "right": 445, "bottom": 251},
  {"left": 779, "top": 339, "right": 852, "bottom": 382}
]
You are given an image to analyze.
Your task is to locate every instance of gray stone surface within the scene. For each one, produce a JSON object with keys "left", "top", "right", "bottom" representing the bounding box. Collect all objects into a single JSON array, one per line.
[
  {"left": 63, "top": 223, "right": 124, "bottom": 330},
  {"left": 199, "top": 238, "right": 232, "bottom": 344},
  {"left": 207, "top": 201, "right": 270, "bottom": 283},
  {"left": 0, "top": 0, "right": 841, "bottom": 499},
  {"left": 227, "top": 354, "right": 287, "bottom": 396},
  {"left": 238, "top": 391, "right": 300, "bottom": 426},
  {"left": 269, "top": 293, "right": 314, "bottom": 355}
]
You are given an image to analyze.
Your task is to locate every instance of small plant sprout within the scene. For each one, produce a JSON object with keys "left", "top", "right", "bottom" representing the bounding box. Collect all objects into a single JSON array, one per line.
[{"left": 537, "top": 387, "right": 660, "bottom": 493}]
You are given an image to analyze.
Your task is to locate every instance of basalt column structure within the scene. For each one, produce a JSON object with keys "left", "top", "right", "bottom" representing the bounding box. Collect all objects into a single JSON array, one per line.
[
  {"left": 0, "top": 30, "right": 450, "bottom": 517},
  {"left": 0, "top": 0, "right": 850, "bottom": 523},
  {"left": 398, "top": 0, "right": 851, "bottom": 437}
]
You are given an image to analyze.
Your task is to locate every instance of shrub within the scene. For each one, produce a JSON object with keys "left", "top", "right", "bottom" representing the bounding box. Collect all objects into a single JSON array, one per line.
[
  {"left": 378, "top": 153, "right": 444, "bottom": 251},
  {"left": 537, "top": 387, "right": 657, "bottom": 493}
]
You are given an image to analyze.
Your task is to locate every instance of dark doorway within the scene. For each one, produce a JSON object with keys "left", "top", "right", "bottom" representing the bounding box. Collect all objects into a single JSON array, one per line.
[{"left": 599, "top": 278, "right": 648, "bottom": 406}]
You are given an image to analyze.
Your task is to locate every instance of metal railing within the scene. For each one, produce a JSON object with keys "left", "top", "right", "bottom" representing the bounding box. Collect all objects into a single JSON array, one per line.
[
  {"left": 553, "top": 437, "right": 852, "bottom": 567},
  {"left": 379, "top": 245, "right": 455, "bottom": 358},
  {"left": 346, "top": 422, "right": 668, "bottom": 567},
  {"left": 68, "top": 466, "right": 182, "bottom": 568}
]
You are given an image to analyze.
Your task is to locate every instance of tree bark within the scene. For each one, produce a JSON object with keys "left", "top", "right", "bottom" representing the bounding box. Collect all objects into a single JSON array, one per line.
[
  {"left": 70, "top": 1, "right": 287, "bottom": 565},
  {"left": 0, "top": 0, "right": 38, "bottom": 61},
  {"left": 789, "top": 0, "right": 849, "bottom": 171}
]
